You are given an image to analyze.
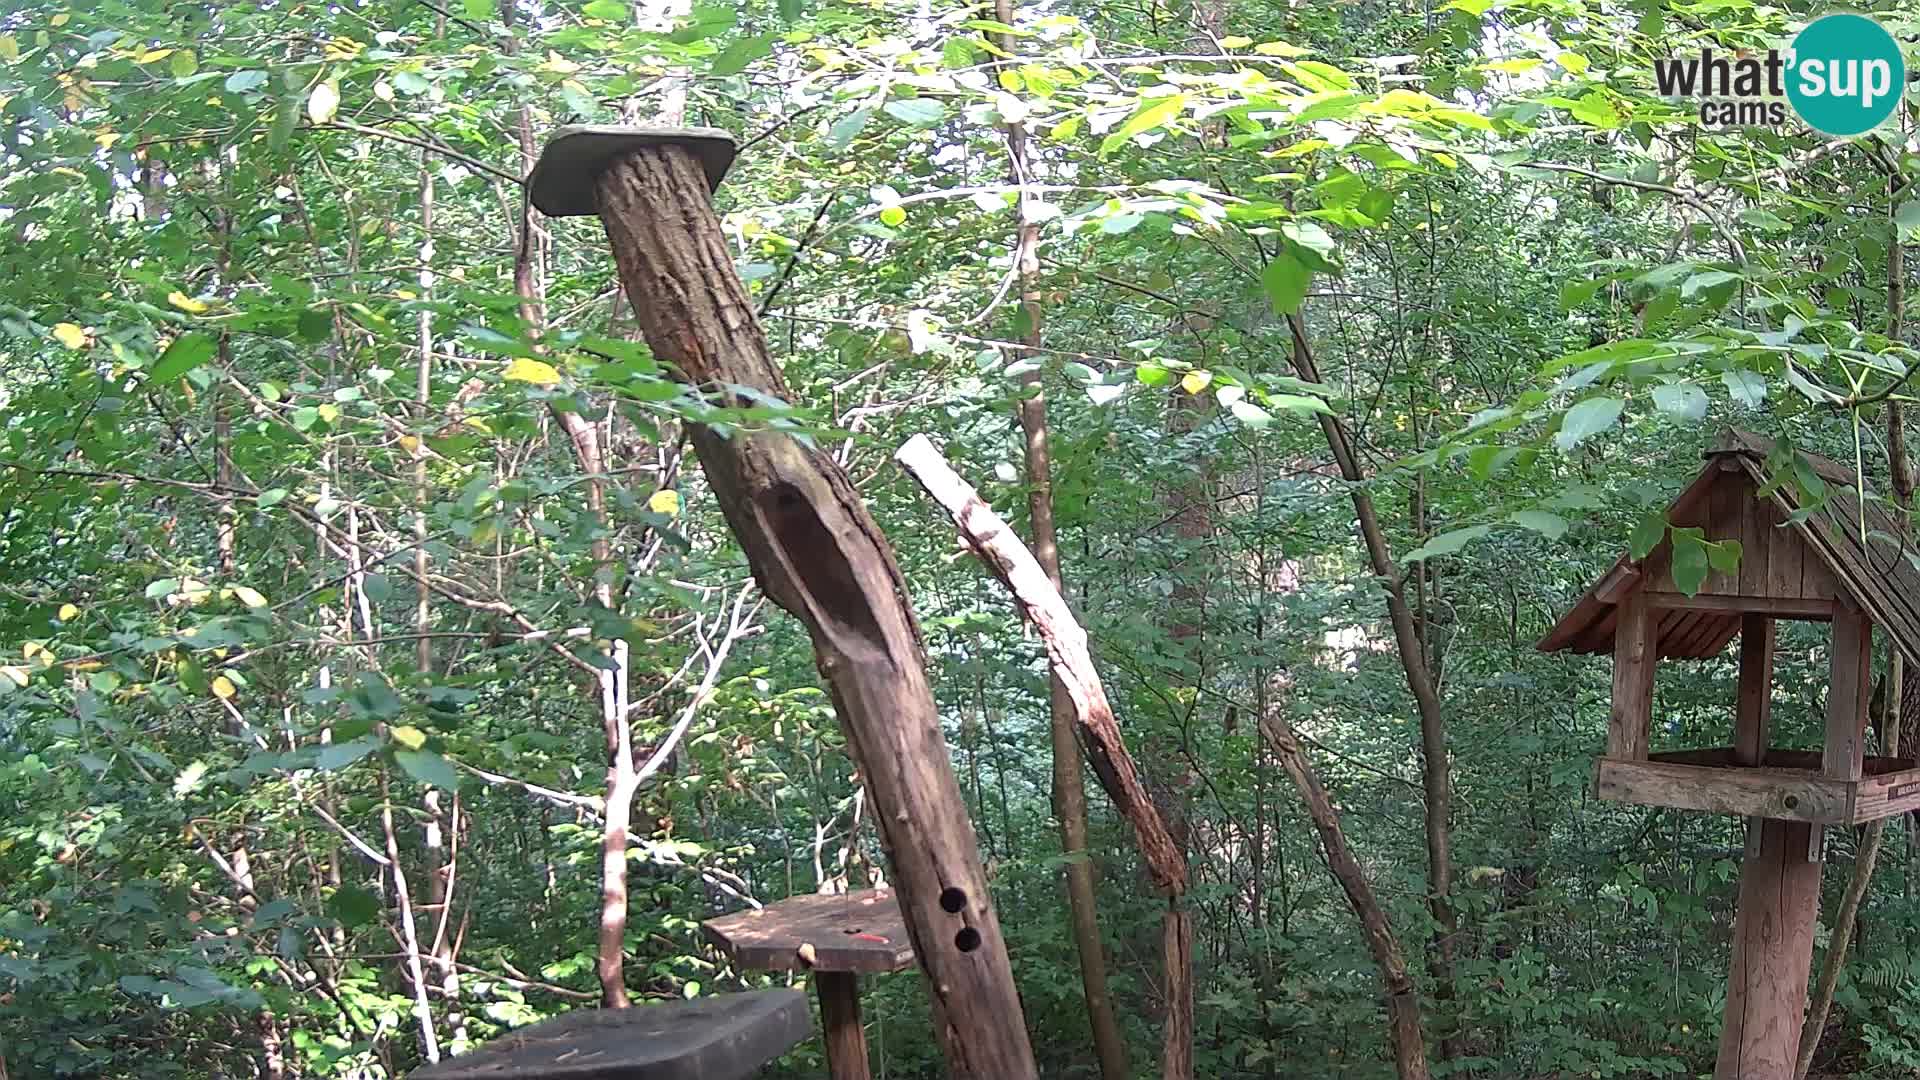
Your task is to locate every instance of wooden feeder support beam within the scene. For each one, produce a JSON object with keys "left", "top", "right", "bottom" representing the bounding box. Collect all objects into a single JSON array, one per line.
[
  {"left": 818, "top": 972, "right": 870, "bottom": 1080},
  {"left": 534, "top": 128, "right": 1038, "bottom": 1079},
  {"left": 1607, "top": 591, "right": 1657, "bottom": 761}
]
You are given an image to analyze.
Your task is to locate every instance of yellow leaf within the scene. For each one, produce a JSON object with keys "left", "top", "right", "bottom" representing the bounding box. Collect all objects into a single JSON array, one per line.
[
  {"left": 51, "top": 323, "right": 86, "bottom": 349},
  {"left": 1220, "top": 35, "right": 1252, "bottom": 48},
  {"left": 23, "top": 641, "right": 46, "bottom": 661},
  {"left": 391, "top": 725, "right": 427, "bottom": 750},
  {"left": 1180, "top": 370, "right": 1212, "bottom": 395},
  {"left": 399, "top": 434, "right": 421, "bottom": 454},
  {"left": 0, "top": 666, "right": 27, "bottom": 689},
  {"left": 317, "top": 403, "right": 340, "bottom": 423},
  {"left": 50, "top": 13, "right": 69, "bottom": 26},
  {"left": 373, "top": 79, "right": 394, "bottom": 102},
  {"left": 57, "top": 603, "right": 80, "bottom": 622},
  {"left": 231, "top": 585, "right": 268, "bottom": 609},
  {"left": 647, "top": 489, "right": 682, "bottom": 517},
  {"left": 135, "top": 48, "right": 172, "bottom": 62},
  {"left": 94, "top": 130, "right": 120, "bottom": 149},
  {"left": 0, "top": 35, "right": 18, "bottom": 62},
  {"left": 167, "top": 291, "right": 208, "bottom": 314},
  {"left": 307, "top": 80, "right": 339, "bottom": 125},
  {"left": 503, "top": 357, "right": 561, "bottom": 385},
  {"left": 211, "top": 675, "right": 236, "bottom": 699}
]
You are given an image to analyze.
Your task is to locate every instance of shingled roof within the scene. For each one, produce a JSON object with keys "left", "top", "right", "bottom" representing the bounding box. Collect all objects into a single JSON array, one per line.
[{"left": 1537, "top": 430, "right": 1920, "bottom": 666}]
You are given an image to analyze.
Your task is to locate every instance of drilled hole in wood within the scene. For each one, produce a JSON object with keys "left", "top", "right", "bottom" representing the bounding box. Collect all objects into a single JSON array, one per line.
[
  {"left": 1785, "top": 795, "right": 1800, "bottom": 809},
  {"left": 954, "top": 927, "right": 981, "bottom": 953},
  {"left": 841, "top": 927, "right": 863, "bottom": 935},
  {"left": 939, "top": 887, "right": 966, "bottom": 914}
]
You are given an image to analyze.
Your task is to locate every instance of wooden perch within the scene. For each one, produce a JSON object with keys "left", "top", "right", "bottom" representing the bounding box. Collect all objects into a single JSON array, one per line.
[{"left": 896, "top": 433, "right": 1188, "bottom": 896}]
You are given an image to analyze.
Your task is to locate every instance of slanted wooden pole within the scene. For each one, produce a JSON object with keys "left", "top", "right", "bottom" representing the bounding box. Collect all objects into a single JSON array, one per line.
[{"left": 531, "top": 129, "right": 1037, "bottom": 1078}]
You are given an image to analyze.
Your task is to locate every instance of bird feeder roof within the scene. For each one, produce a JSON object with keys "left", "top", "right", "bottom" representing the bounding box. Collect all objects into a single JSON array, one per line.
[{"left": 1537, "top": 429, "right": 1920, "bottom": 666}]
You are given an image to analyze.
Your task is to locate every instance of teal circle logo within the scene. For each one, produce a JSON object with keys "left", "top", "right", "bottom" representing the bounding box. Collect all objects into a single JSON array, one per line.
[{"left": 1786, "top": 13, "right": 1905, "bottom": 137}]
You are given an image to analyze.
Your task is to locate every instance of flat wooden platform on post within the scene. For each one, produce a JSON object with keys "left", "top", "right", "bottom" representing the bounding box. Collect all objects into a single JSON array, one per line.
[
  {"left": 1594, "top": 748, "right": 1920, "bottom": 825},
  {"left": 703, "top": 891, "right": 916, "bottom": 1080},
  {"left": 408, "top": 989, "right": 809, "bottom": 1080}
]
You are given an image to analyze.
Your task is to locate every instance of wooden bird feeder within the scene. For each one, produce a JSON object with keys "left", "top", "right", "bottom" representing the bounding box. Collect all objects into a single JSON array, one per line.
[
  {"left": 1539, "top": 429, "right": 1920, "bottom": 1079},
  {"left": 703, "top": 890, "right": 914, "bottom": 1080}
]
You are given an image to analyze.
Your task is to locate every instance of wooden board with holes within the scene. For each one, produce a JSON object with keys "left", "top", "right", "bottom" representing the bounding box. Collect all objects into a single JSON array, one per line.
[{"left": 703, "top": 890, "right": 916, "bottom": 974}]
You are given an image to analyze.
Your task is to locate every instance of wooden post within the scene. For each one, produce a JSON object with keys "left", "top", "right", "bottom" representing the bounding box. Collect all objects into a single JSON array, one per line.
[
  {"left": 1815, "top": 602, "right": 1873, "bottom": 860},
  {"left": 1735, "top": 614, "right": 1774, "bottom": 765},
  {"left": 1608, "top": 592, "right": 1658, "bottom": 760},
  {"left": 1715, "top": 819, "right": 1822, "bottom": 1080},
  {"left": 817, "top": 972, "right": 870, "bottom": 1080},
  {"left": 1737, "top": 615, "right": 1775, "bottom": 860},
  {"left": 531, "top": 129, "right": 1038, "bottom": 1078}
]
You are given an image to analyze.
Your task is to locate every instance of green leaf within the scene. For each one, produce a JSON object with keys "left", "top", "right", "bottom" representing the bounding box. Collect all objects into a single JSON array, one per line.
[
  {"left": 1739, "top": 209, "right": 1789, "bottom": 234},
  {"left": 1099, "top": 94, "right": 1184, "bottom": 156},
  {"left": 1554, "top": 396, "right": 1623, "bottom": 451},
  {"left": 1229, "top": 400, "right": 1272, "bottom": 428},
  {"left": 151, "top": 333, "right": 217, "bottom": 382},
  {"left": 711, "top": 33, "right": 774, "bottom": 75},
  {"left": 942, "top": 37, "right": 976, "bottom": 67},
  {"left": 1898, "top": 201, "right": 1920, "bottom": 231},
  {"left": 223, "top": 70, "right": 269, "bottom": 94},
  {"left": 882, "top": 98, "right": 946, "bottom": 126},
  {"left": 327, "top": 885, "right": 382, "bottom": 927},
  {"left": 1403, "top": 525, "right": 1493, "bottom": 563},
  {"left": 1137, "top": 363, "right": 1172, "bottom": 386},
  {"left": 1707, "top": 539, "right": 1743, "bottom": 575},
  {"left": 395, "top": 748, "right": 461, "bottom": 791},
  {"left": 1629, "top": 512, "right": 1665, "bottom": 560},
  {"left": 316, "top": 737, "right": 377, "bottom": 770},
  {"left": 582, "top": 0, "right": 626, "bottom": 17},
  {"left": 1508, "top": 511, "right": 1568, "bottom": 540},
  {"left": 1559, "top": 279, "right": 1601, "bottom": 310},
  {"left": 1721, "top": 369, "right": 1765, "bottom": 408},
  {"left": 1651, "top": 382, "right": 1707, "bottom": 423},
  {"left": 1261, "top": 252, "right": 1311, "bottom": 315},
  {"left": 1670, "top": 528, "right": 1709, "bottom": 596}
]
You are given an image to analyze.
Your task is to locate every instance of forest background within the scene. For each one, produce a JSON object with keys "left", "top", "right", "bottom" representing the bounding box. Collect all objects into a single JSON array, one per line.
[{"left": 4, "top": 0, "right": 1920, "bottom": 1076}]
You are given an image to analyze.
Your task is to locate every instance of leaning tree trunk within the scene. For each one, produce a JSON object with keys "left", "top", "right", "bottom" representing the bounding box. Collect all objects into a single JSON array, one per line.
[{"left": 590, "top": 144, "right": 1038, "bottom": 1078}]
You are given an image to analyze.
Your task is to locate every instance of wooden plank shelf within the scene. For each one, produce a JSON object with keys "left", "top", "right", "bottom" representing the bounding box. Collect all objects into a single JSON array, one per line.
[{"left": 1595, "top": 748, "right": 1920, "bottom": 825}]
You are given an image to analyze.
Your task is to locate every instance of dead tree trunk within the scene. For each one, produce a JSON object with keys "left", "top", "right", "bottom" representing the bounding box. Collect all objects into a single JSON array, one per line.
[
  {"left": 896, "top": 436, "right": 1197, "bottom": 1075},
  {"left": 580, "top": 142, "right": 1036, "bottom": 1078}
]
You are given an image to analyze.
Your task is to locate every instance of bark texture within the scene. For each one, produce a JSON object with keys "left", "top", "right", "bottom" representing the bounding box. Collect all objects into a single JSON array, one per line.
[{"left": 593, "top": 146, "right": 1036, "bottom": 1078}]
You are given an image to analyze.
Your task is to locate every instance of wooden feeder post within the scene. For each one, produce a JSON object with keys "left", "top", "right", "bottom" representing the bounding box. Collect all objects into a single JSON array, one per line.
[
  {"left": 1539, "top": 432, "right": 1920, "bottom": 1080},
  {"left": 528, "top": 127, "right": 1037, "bottom": 1079},
  {"left": 704, "top": 890, "right": 918, "bottom": 1080}
]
